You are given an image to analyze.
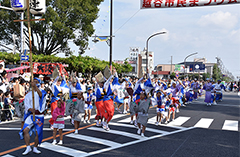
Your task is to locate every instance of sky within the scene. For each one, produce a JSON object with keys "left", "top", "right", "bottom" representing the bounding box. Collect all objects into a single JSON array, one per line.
[{"left": 67, "top": 0, "right": 240, "bottom": 78}]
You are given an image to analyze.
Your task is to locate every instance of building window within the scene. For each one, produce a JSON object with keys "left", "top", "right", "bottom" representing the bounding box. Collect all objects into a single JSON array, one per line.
[
  {"left": 158, "top": 66, "right": 162, "bottom": 71},
  {"left": 142, "top": 59, "right": 147, "bottom": 64}
]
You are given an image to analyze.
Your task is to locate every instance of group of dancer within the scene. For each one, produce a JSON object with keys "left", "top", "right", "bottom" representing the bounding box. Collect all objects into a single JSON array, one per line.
[{"left": 19, "top": 69, "right": 227, "bottom": 155}]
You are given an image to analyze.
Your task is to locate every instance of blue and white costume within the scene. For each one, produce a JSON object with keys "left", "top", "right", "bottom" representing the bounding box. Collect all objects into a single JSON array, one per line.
[
  {"left": 213, "top": 81, "right": 225, "bottom": 102},
  {"left": 83, "top": 92, "right": 95, "bottom": 110},
  {"left": 19, "top": 88, "right": 47, "bottom": 144}
]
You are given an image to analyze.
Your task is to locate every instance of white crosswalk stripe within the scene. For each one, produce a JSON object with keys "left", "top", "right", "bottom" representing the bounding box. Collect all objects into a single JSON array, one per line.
[
  {"left": 167, "top": 116, "right": 191, "bottom": 126},
  {"left": 109, "top": 122, "right": 169, "bottom": 134},
  {"left": 194, "top": 118, "right": 214, "bottom": 128},
  {"left": 147, "top": 116, "right": 186, "bottom": 130},
  {"left": 222, "top": 120, "right": 238, "bottom": 131},
  {"left": 40, "top": 142, "right": 88, "bottom": 156},
  {"left": 66, "top": 133, "right": 122, "bottom": 147},
  {"left": 111, "top": 114, "right": 127, "bottom": 120},
  {"left": 88, "top": 126, "right": 144, "bottom": 139},
  {"left": 118, "top": 117, "right": 131, "bottom": 123}
]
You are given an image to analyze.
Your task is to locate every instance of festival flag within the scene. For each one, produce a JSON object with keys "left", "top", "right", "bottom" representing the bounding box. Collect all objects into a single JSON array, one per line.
[{"left": 97, "top": 36, "right": 109, "bottom": 42}]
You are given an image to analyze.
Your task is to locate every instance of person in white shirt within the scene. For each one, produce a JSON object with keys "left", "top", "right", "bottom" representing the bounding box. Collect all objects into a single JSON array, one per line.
[
  {"left": 83, "top": 87, "right": 95, "bottom": 123},
  {"left": 20, "top": 78, "right": 47, "bottom": 155}
]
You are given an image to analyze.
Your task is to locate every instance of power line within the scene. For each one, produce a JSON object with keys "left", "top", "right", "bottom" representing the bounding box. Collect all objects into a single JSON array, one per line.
[{"left": 114, "top": 9, "right": 141, "bottom": 34}]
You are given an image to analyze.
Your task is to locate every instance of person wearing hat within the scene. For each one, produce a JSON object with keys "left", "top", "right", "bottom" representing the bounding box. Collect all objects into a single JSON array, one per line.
[
  {"left": 40, "top": 81, "right": 45, "bottom": 91},
  {"left": 39, "top": 75, "right": 44, "bottom": 81},
  {"left": 69, "top": 78, "right": 82, "bottom": 99},
  {"left": 83, "top": 87, "right": 95, "bottom": 124},
  {"left": 94, "top": 79, "right": 105, "bottom": 127},
  {"left": 20, "top": 78, "right": 47, "bottom": 155},
  {"left": 191, "top": 78, "right": 200, "bottom": 101},
  {"left": 136, "top": 91, "right": 151, "bottom": 137},
  {"left": 164, "top": 78, "right": 186, "bottom": 113},
  {"left": 213, "top": 80, "right": 225, "bottom": 102},
  {"left": 101, "top": 69, "right": 118, "bottom": 131},
  {"left": 203, "top": 78, "right": 213, "bottom": 106}
]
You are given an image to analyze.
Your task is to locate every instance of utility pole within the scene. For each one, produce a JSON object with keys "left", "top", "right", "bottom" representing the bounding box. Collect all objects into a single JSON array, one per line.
[
  {"left": 170, "top": 56, "right": 172, "bottom": 74},
  {"left": 20, "top": 12, "right": 24, "bottom": 55},
  {"left": 109, "top": 0, "right": 113, "bottom": 72},
  {"left": 13, "top": 0, "right": 45, "bottom": 121}
]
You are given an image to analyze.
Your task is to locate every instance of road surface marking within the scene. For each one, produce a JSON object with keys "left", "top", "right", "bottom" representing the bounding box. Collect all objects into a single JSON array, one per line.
[
  {"left": 66, "top": 133, "right": 121, "bottom": 147},
  {"left": 111, "top": 114, "right": 127, "bottom": 120},
  {"left": 1, "top": 154, "right": 15, "bottom": 157},
  {"left": 118, "top": 117, "right": 132, "bottom": 123},
  {"left": 148, "top": 116, "right": 186, "bottom": 129},
  {"left": 167, "top": 116, "right": 191, "bottom": 126},
  {"left": 109, "top": 122, "right": 169, "bottom": 134},
  {"left": 40, "top": 142, "right": 88, "bottom": 156},
  {"left": 194, "top": 118, "right": 214, "bottom": 128},
  {"left": 0, "top": 123, "right": 95, "bottom": 156},
  {"left": 222, "top": 120, "right": 238, "bottom": 131},
  {"left": 0, "top": 128, "right": 75, "bottom": 131},
  {"left": 88, "top": 127, "right": 143, "bottom": 139},
  {"left": 84, "top": 127, "right": 194, "bottom": 157}
]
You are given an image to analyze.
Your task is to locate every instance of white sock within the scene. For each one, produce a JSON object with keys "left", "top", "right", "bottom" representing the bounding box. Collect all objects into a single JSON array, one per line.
[
  {"left": 27, "top": 145, "right": 31, "bottom": 150},
  {"left": 33, "top": 147, "right": 38, "bottom": 151}
]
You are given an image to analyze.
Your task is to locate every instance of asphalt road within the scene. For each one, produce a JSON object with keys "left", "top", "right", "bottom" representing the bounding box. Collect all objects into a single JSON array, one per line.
[{"left": 0, "top": 92, "right": 239, "bottom": 157}]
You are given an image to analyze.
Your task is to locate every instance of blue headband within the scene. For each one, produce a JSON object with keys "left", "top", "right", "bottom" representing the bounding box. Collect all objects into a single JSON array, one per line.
[{"left": 34, "top": 77, "right": 41, "bottom": 83}]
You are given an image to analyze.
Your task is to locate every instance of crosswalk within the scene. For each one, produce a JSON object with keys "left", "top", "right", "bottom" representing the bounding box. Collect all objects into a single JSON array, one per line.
[
  {"left": 3, "top": 114, "right": 239, "bottom": 157},
  {"left": 147, "top": 116, "right": 239, "bottom": 132}
]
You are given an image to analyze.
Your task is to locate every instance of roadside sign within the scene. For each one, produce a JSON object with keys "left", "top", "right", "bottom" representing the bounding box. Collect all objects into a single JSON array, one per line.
[{"left": 21, "top": 55, "right": 29, "bottom": 61}]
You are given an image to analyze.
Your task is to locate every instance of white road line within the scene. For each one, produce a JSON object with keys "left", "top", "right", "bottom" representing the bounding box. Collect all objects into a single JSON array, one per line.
[
  {"left": 118, "top": 117, "right": 131, "bottom": 123},
  {"left": 167, "top": 116, "right": 190, "bottom": 126},
  {"left": 0, "top": 128, "right": 74, "bottom": 131},
  {"left": 194, "top": 118, "right": 214, "bottom": 128},
  {"left": 1, "top": 154, "right": 15, "bottom": 157},
  {"left": 83, "top": 127, "right": 194, "bottom": 157},
  {"left": 109, "top": 122, "right": 169, "bottom": 134},
  {"left": 88, "top": 127, "right": 143, "bottom": 139},
  {"left": 0, "top": 119, "right": 21, "bottom": 125},
  {"left": 148, "top": 116, "right": 186, "bottom": 130},
  {"left": 39, "top": 142, "right": 88, "bottom": 157},
  {"left": 66, "top": 133, "right": 121, "bottom": 147},
  {"left": 111, "top": 114, "right": 127, "bottom": 120},
  {"left": 222, "top": 120, "right": 239, "bottom": 131},
  {"left": 148, "top": 116, "right": 157, "bottom": 123}
]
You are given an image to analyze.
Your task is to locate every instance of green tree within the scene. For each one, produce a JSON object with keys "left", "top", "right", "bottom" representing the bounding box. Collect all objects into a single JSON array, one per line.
[
  {"left": 0, "top": 52, "right": 133, "bottom": 75},
  {"left": 213, "top": 64, "right": 221, "bottom": 81},
  {"left": 202, "top": 73, "right": 210, "bottom": 81},
  {"left": 170, "top": 72, "right": 175, "bottom": 79},
  {"left": 0, "top": 0, "right": 103, "bottom": 56}
]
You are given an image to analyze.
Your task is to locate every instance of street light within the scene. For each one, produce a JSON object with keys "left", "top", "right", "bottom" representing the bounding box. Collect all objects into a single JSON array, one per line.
[
  {"left": 146, "top": 32, "right": 166, "bottom": 73},
  {"left": 184, "top": 52, "right": 198, "bottom": 78},
  {"left": 91, "top": 0, "right": 113, "bottom": 72}
]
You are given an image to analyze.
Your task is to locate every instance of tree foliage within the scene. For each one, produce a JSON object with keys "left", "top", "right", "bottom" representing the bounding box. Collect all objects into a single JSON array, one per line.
[
  {"left": 0, "top": 52, "right": 132, "bottom": 75},
  {"left": 0, "top": 0, "right": 103, "bottom": 55},
  {"left": 212, "top": 64, "right": 221, "bottom": 81}
]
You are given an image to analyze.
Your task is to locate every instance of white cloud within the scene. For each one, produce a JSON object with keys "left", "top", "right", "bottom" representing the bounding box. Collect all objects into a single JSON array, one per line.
[
  {"left": 198, "top": 11, "right": 238, "bottom": 30},
  {"left": 230, "top": 29, "right": 240, "bottom": 44}
]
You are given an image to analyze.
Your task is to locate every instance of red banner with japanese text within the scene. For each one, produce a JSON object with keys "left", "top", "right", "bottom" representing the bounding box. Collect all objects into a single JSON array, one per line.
[
  {"left": 20, "top": 62, "right": 68, "bottom": 76},
  {"left": 141, "top": 0, "right": 240, "bottom": 9}
]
